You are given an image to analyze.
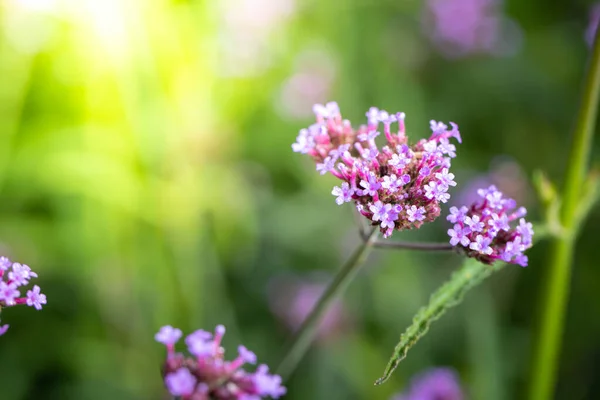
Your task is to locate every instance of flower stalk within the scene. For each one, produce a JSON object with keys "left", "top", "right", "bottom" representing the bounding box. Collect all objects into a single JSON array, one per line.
[
  {"left": 276, "top": 227, "right": 379, "bottom": 381},
  {"left": 527, "top": 25, "right": 600, "bottom": 400}
]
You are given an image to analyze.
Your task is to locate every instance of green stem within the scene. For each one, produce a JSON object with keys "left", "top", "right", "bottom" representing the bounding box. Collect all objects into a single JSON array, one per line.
[
  {"left": 527, "top": 27, "right": 600, "bottom": 400},
  {"left": 276, "top": 228, "right": 379, "bottom": 381}
]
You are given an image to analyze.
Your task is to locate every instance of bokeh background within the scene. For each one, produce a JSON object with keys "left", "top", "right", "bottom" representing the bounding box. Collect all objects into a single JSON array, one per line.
[{"left": 0, "top": 0, "right": 599, "bottom": 399}]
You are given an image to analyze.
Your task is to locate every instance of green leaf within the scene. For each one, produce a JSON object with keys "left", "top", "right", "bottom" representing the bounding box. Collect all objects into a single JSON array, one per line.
[
  {"left": 532, "top": 170, "right": 558, "bottom": 207},
  {"left": 532, "top": 170, "right": 563, "bottom": 238},
  {"left": 374, "top": 258, "right": 505, "bottom": 385}
]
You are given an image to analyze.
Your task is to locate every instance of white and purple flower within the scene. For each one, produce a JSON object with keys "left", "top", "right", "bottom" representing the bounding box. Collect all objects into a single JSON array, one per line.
[
  {"left": 0, "top": 257, "right": 46, "bottom": 336},
  {"left": 157, "top": 324, "right": 286, "bottom": 399},
  {"left": 446, "top": 185, "right": 533, "bottom": 266}
]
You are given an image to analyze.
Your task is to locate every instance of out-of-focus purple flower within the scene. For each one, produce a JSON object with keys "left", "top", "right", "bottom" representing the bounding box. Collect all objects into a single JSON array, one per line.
[
  {"left": 268, "top": 275, "right": 349, "bottom": 342},
  {"left": 423, "top": 0, "right": 522, "bottom": 58},
  {"left": 586, "top": 4, "right": 600, "bottom": 46},
  {"left": 156, "top": 324, "right": 286, "bottom": 399},
  {"left": 452, "top": 158, "right": 531, "bottom": 209},
  {"left": 0, "top": 324, "right": 9, "bottom": 336},
  {"left": 391, "top": 367, "right": 464, "bottom": 400},
  {"left": 0, "top": 257, "right": 11, "bottom": 271},
  {"left": 292, "top": 101, "right": 462, "bottom": 238},
  {"left": 446, "top": 185, "right": 534, "bottom": 266},
  {"left": 0, "top": 256, "right": 46, "bottom": 336},
  {"left": 278, "top": 48, "right": 337, "bottom": 119}
]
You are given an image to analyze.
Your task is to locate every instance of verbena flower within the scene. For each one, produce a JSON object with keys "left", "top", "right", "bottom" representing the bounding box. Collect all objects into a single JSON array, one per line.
[
  {"left": 156, "top": 324, "right": 286, "bottom": 399},
  {"left": 392, "top": 367, "right": 464, "bottom": 400},
  {"left": 0, "top": 256, "right": 46, "bottom": 336},
  {"left": 446, "top": 185, "right": 533, "bottom": 266},
  {"left": 292, "top": 101, "right": 462, "bottom": 238}
]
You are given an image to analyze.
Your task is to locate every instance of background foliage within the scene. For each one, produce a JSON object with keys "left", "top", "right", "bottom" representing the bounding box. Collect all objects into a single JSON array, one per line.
[{"left": 0, "top": 0, "right": 599, "bottom": 399}]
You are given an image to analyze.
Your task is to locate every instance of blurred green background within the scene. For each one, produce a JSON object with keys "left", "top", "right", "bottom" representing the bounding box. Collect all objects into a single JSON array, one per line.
[{"left": 0, "top": 0, "right": 599, "bottom": 399}]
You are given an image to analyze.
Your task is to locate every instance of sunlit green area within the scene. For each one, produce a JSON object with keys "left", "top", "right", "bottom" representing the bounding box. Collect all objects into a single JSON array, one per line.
[{"left": 0, "top": 0, "right": 599, "bottom": 399}]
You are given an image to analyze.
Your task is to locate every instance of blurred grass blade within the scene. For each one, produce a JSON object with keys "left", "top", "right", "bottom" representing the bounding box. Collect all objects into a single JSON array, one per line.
[{"left": 375, "top": 258, "right": 505, "bottom": 385}]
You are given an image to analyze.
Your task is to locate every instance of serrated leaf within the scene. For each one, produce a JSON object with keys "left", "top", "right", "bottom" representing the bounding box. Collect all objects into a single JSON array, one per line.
[{"left": 374, "top": 258, "right": 505, "bottom": 385}]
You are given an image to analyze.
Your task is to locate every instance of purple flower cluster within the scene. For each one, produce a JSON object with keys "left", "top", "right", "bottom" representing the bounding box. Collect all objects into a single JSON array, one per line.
[
  {"left": 447, "top": 185, "right": 533, "bottom": 266},
  {"left": 392, "top": 367, "right": 464, "bottom": 400},
  {"left": 0, "top": 256, "right": 46, "bottom": 336},
  {"left": 156, "top": 325, "right": 286, "bottom": 399},
  {"left": 292, "top": 101, "right": 461, "bottom": 237}
]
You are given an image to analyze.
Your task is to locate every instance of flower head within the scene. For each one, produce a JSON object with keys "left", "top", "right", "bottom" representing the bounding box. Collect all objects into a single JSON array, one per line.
[
  {"left": 0, "top": 257, "right": 46, "bottom": 336},
  {"left": 446, "top": 185, "right": 534, "bottom": 266},
  {"left": 156, "top": 324, "right": 286, "bottom": 399},
  {"left": 293, "top": 101, "right": 462, "bottom": 238},
  {"left": 392, "top": 367, "right": 464, "bottom": 400}
]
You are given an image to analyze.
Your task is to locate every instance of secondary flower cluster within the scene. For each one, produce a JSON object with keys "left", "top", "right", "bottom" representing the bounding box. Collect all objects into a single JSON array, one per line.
[
  {"left": 392, "top": 367, "right": 464, "bottom": 400},
  {"left": 292, "top": 101, "right": 461, "bottom": 237},
  {"left": 156, "top": 325, "right": 286, "bottom": 399},
  {"left": 447, "top": 185, "right": 534, "bottom": 266},
  {"left": 0, "top": 256, "right": 46, "bottom": 336}
]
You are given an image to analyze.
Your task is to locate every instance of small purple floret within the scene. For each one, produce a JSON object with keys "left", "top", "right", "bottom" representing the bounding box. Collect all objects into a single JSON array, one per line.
[
  {"left": 332, "top": 182, "right": 355, "bottom": 205},
  {"left": 359, "top": 173, "right": 382, "bottom": 197},
  {"left": 155, "top": 325, "right": 183, "bottom": 346},
  {"left": 26, "top": 285, "right": 46, "bottom": 310},
  {"left": 165, "top": 368, "right": 197, "bottom": 396},
  {"left": 253, "top": 365, "right": 287, "bottom": 398}
]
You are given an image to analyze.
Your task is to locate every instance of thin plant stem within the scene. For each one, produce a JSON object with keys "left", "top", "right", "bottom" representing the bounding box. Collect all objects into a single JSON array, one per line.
[
  {"left": 355, "top": 209, "right": 454, "bottom": 251},
  {"left": 276, "top": 227, "right": 379, "bottom": 381},
  {"left": 359, "top": 229, "right": 454, "bottom": 251},
  {"left": 527, "top": 28, "right": 600, "bottom": 400}
]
